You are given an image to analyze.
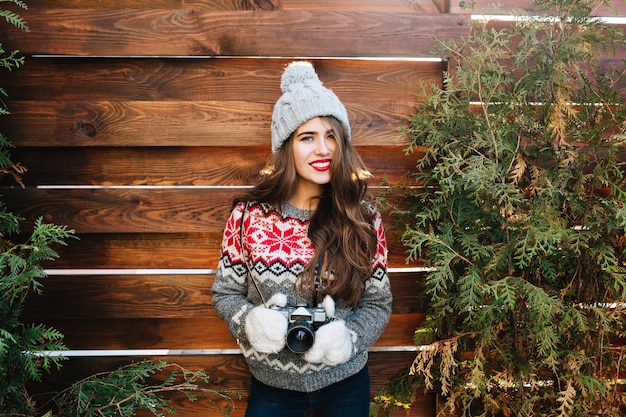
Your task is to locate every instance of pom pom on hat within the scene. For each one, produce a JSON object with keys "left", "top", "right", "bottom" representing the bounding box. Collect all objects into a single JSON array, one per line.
[
  {"left": 271, "top": 61, "right": 351, "bottom": 153},
  {"left": 279, "top": 61, "right": 319, "bottom": 93}
]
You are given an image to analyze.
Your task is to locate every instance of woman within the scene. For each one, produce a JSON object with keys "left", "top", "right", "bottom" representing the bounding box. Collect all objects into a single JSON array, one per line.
[{"left": 211, "top": 61, "right": 392, "bottom": 417}]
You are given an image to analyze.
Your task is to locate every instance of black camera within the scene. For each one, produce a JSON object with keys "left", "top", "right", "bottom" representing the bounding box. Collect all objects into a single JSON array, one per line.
[{"left": 271, "top": 303, "right": 329, "bottom": 354}]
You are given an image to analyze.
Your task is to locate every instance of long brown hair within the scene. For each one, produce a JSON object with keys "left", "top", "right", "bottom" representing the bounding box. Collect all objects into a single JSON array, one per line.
[{"left": 235, "top": 116, "right": 376, "bottom": 307}]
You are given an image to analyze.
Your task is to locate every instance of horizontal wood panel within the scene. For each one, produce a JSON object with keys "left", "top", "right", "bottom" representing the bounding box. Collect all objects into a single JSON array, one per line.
[
  {"left": 4, "top": 188, "right": 408, "bottom": 234},
  {"left": 29, "top": 352, "right": 435, "bottom": 417},
  {"left": 2, "top": 58, "right": 444, "bottom": 102},
  {"left": 0, "top": 58, "right": 442, "bottom": 148},
  {"left": 25, "top": 274, "right": 215, "bottom": 320},
  {"left": 1, "top": 100, "right": 411, "bottom": 147},
  {"left": 1, "top": 10, "right": 469, "bottom": 57},
  {"left": 10, "top": 146, "right": 420, "bottom": 186},
  {"left": 41, "top": 232, "right": 221, "bottom": 269},
  {"left": 5, "top": 188, "right": 237, "bottom": 234},
  {"left": 25, "top": 314, "right": 423, "bottom": 349},
  {"left": 38, "top": 230, "right": 418, "bottom": 270},
  {"left": 28, "top": 0, "right": 444, "bottom": 13},
  {"left": 23, "top": 272, "right": 424, "bottom": 320}
]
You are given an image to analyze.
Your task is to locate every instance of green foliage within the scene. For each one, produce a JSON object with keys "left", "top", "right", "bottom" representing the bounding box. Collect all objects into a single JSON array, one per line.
[
  {"left": 370, "top": 368, "right": 422, "bottom": 417},
  {"left": 0, "top": 2, "right": 72, "bottom": 415},
  {"left": 376, "top": 0, "right": 626, "bottom": 415},
  {"left": 0, "top": 201, "right": 75, "bottom": 413},
  {"left": 0, "top": 0, "right": 27, "bottom": 96},
  {"left": 51, "top": 360, "right": 237, "bottom": 417},
  {"left": 0, "top": 0, "right": 27, "bottom": 182},
  {"left": 0, "top": 0, "right": 28, "bottom": 31}
]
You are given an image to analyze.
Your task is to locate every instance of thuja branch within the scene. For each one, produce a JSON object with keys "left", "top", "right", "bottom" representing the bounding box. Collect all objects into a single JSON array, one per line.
[
  {"left": 50, "top": 360, "right": 236, "bottom": 417},
  {"left": 95, "top": 382, "right": 201, "bottom": 415},
  {"left": 428, "top": 235, "right": 473, "bottom": 266}
]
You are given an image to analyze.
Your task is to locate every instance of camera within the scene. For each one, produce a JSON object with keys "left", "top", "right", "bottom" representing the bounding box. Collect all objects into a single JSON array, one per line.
[{"left": 271, "top": 303, "right": 329, "bottom": 354}]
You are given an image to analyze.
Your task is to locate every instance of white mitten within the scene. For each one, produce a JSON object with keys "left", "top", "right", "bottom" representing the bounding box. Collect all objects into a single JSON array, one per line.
[
  {"left": 244, "top": 293, "right": 288, "bottom": 354},
  {"left": 303, "top": 320, "right": 354, "bottom": 365},
  {"left": 303, "top": 295, "right": 354, "bottom": 366}
]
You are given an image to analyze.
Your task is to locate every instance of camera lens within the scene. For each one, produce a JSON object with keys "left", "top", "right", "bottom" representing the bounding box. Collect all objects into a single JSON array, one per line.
[{"left": 286, "top": 320, "right": 315, "bottom": 354}]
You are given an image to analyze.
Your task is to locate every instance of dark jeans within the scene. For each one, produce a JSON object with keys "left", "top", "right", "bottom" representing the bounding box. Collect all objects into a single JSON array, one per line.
[{"left": 245, "top": 366, "right": 370, "bottom": 417}]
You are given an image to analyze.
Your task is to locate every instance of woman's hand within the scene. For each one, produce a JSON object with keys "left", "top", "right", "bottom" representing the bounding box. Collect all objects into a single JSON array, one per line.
[
  {"left": 304, "top": 295, "right": 355, "bottom": 365},
  {"left": 244, "top": 293, "right": 288, "bottom": 353},
  {"left": 303, "top": 319, "right": 355, "bottom": 365}
]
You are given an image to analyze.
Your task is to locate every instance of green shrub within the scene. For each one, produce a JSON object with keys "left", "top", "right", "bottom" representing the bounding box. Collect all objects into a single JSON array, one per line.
[{"left": 375, "top": 0, "right": 626, "bottom": 416}]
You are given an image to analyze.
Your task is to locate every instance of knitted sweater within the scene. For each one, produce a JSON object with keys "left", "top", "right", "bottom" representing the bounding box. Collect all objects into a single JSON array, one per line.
[{"left": 211, "top": 201, "right": 392, "bottom": 392}]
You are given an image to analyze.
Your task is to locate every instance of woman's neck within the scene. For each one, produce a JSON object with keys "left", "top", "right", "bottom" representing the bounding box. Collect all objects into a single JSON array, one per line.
[
  {"left": 288, "top": 194, "right": 318, "bottom": 211},
  {"left": 289, "top": 183, "right": 322, "bottom": 211}
]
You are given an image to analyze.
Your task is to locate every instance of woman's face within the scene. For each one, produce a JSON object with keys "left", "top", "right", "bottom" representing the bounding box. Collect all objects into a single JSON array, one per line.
[{"left": 291, "top": 117, "right": 338, "bottom": 196}]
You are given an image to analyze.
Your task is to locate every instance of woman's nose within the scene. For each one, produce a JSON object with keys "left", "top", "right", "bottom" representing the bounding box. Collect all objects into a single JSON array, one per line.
[{"left": 315, "top": 138, "right": 330, "bottom": 155}]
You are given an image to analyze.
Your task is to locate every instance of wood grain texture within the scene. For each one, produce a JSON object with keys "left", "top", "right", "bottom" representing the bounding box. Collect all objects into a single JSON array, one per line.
[
  {"left": 22, "top": 272, "right": 424, "bottom": 320},
  {"left": 9, "top": 146, "right": 421, "bottom": 186},
  {"left": 1, "top": 100, "right": 412, "bottom": 147},
  {"left": 5, "top": 188, "right": 236, "bottom": 234},
  {"left": 27, "top": 0, "right": 445, "bottom": 13},
  {"left": 2, "top": 58, "right": 444, "bottom": 102},
  {"left": 4, "top": 188, "right": 409, "bottom": 234},
  {"left": 1, "top": 10, "right": 469, "bottom": 57},
  {"left": 0, "top": 58, "right": 443, "bottom": 149}
]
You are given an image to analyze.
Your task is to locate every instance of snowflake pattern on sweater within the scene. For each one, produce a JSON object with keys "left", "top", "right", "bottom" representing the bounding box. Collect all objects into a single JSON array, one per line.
[{"left": 211, "top": 201, "right": 392, "bottom": 392}]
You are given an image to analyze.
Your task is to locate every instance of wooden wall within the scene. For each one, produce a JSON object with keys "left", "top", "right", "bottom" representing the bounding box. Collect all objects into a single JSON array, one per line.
[{"left": 1, "top": 0, "right": 625, "bottom": 416}]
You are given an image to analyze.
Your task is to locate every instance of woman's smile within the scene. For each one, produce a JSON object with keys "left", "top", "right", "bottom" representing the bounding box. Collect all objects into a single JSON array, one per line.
[{"left": 310, "top": 158, "right": 332, "bottom": 172}]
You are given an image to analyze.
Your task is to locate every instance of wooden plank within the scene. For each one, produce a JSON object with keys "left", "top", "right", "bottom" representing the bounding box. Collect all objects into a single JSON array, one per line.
[
  {"left": 1, "top": 10, "right": 469, "bottom": 57},
  {"left": 27, "top": 0, "right": 444, "bottom": 13},
  {"left": 10, "top": 147, "right": 268, "bottom": 186},
  {"left": 3, "top": 188, "right": 408, "bottom": 234},
  {"left": 4, "top": 188, "right": 236, "bottom": 234},
  {"left": 40, "top": 232, "right": 223, "bottom": 269},
  {"left": 46, "top": 317, "right": 241, "bottom": 350},
  {"left": 1, "top": 100, "right": 412, "bottom": 147},
  {"left": 29, "top": 352, "right": 435, "bottom": 417},
  {"left": 36, "top": 230, "right": 420, "bottom": 270},
  {"left": 22, "top": 314, "right": 423, "bottom": 349},
  {"left": 0, "top": 58, "right": 442, "bottom": 148},
  {"left": 22, "top": 272, "right": 424, "bottom": 320},
  {"left": 10, "top": 146, "right": 420, "bottom": 186},
  {"left": 2, "top": 58, "right": 444, "bottom": 102},
  {"left": 25, "top": 274, "right": 216, "bottom": 320}
]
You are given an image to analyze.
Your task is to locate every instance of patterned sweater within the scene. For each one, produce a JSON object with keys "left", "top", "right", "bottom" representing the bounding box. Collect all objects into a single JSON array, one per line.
[{"left": 211, "top": 201, "right": 392, "bottom": 392}]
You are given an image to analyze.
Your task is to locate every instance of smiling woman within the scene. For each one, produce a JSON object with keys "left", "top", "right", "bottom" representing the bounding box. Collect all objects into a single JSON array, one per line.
[{"left": 211, "top": 61, "right": 393, "bottom": 417}]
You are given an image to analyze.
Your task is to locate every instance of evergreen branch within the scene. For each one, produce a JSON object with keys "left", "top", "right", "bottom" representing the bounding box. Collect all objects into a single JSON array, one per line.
[
  {"left": 0, "top": 10, "right": 27, "bottom": 31},
  {"left": 428, "top": 235, "right": 473, "bottom": 266},
  {"left": 50, "top": 361, "right": 237, "bottom": 417}
]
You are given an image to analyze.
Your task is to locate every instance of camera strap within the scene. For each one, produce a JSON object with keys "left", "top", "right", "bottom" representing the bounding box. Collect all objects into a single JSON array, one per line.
[
  {"left": 240, "top": 202, "right": 268, "bottom": 307},
  {"left": 313, "top": 255, "right": 325, "bottom": 305},
  {"left": 239, "top": 202, "right": 324, "bottom": 308}
]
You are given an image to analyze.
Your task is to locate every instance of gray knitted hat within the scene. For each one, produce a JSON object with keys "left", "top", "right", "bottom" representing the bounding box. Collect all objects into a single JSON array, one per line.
[{"left": 271, "top": 61, "right": 351, "bottom": 153}]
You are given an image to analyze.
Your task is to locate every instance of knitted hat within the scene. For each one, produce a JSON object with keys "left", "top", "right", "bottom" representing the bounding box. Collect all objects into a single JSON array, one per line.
[{"left": 271, "top": 61, "right": 351, "bottom": 153}]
